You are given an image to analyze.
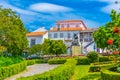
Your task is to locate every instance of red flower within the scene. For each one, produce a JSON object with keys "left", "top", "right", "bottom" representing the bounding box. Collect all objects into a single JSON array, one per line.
[
  {"left": 113, "top": 27, "right": 119, "bottom": 33},
  {"left": 113, "top": 51, "right": 119, "bottom": 55},
  {"left": 107, "top": 39, "right": 113, "bottom": 45}
]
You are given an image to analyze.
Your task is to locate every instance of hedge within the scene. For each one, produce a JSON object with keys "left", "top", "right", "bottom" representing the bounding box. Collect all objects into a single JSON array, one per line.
[
  {"left": 99, "top": 56, "right": 115, "bottom": 62},
  {"left": 89, "top": 61, "right": 115, "bottom": 72},
  {"left": 17, "top": 59, "right": 77, "bottom": 80},
  {"left": 26, "top": 59, "right": 48, "bottom": 66},
  {"left": 76, "top": 57, "right": 90, "bottom": 65},
  {"left": 0, "top": 61, "right": 27, "bottom": 80},
  {"left": 101, "top": 67, "right": 120, "bottom": 80},
  {"left": 48, "top": 58, "right": 67, "bottom": 64}
]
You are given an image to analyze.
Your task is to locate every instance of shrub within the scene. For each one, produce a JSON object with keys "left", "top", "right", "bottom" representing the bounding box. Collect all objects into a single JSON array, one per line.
[
  {"left": 35, "top": 59, "right": 48, "bottom": 63},
  {"left": 0, "top": 61, "right": 26, "bottom": 80},
  {"left": 26, "top": 60, "right": 36, "bottom": 66},
  {"left": 89, "top": 61, "right": 115, "bottom": 72},
  {"left": 99, "top": 56, "right": 115, "bottom": 62},
  {"left": 76, "top": 57, "right": 90, "bottom": 65},
  {"left": 0, "top": 56, "right": 23, "bottom": 67},
  {"left": 101, "top": 67, "right": 120, "bottom": 80},
  {"left": 87, "top": 51, "right": 99, "bottom": 63},
  {"left": 17, "top": 59, "right": 77, "bottom": 80},
  {"left": 48, "top": 58, "right": 67, "bottom": 64}
]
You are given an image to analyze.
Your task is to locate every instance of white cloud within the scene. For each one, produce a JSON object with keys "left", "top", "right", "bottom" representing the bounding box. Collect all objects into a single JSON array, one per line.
[
  {"left": 0, "top": 1, "right": 37, "bottom": 15},
  {"left": 102, "top": 4, "right": 120, "bottom": 14},
  {"left": 29, "top": 3, "right": 73, "bottom": 13},
  {"left": 99, "top": 0, "right": 120, "bottom": 13}
]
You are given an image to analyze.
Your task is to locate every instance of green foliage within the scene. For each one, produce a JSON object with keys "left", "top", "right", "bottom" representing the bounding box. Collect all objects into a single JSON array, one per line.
[
  {"left": 0, "top": 7, "right": 28, "bottom": 56},
  {"left": 17, "top": 59, "right": 77, "bottom": 80},
  {"left": 0, "top": 61, "right": 26, "bottom": 80},
  {"left": 42, "top": 39, "right": 66, "bottom": 55},
  {"left": 48, "top": 58, "right": 67, "bottom": 64},
  {"left": 0, "top": 56, "right": 23, "bottom": 67},
  {"left": 26, "top": 60, "right": 36, "bottom": 66},
  {"left": 87, "top": 51, "right": 99, "bottom": 63},
  {"left": 93, "top": 26, "right": 111, "bottom": 49},
  {"left": 35, "top": 59, "right": 48, "bottom": 63},
  {"left": 99, "top": 56, "right": 114, "bottom": 62},
  {"left": 76, "top": 57, "right": 90, "bottom": 65},
  {"left": 101, "top": 68, "right": 120, "bottom": 80},
  {"left": 28, "top": 44, "right": 42, "bottom": 55},
  {"left": 89, "top": 61, "right": 114, "bottom": 72},
  {"left": 93, "top": 10, "right": 120, "bottom": 51}
]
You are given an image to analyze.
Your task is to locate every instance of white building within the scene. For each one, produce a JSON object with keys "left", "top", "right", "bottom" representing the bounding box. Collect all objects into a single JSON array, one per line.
[{"left": 27, "top": 20, "right": 97, "bottom": 54}]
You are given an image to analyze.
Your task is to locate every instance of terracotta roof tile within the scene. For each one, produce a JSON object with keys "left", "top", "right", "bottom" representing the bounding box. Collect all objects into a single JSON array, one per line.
[
  {"left": 26, "top": 32, "right": 46, "bottom": 37},
  {"left": 49, "top": 27, "right": 82, "bottom": 32}
]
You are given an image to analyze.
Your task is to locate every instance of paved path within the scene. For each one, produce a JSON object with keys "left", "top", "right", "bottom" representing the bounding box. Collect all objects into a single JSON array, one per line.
[{"left": 5, "top": 64, "right": 59, "bottom": 80}]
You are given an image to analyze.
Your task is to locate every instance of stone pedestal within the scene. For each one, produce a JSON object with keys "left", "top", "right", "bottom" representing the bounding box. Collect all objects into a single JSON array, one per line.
[{"left": 72, "top": 46, "right": 81, "bottom": 56}]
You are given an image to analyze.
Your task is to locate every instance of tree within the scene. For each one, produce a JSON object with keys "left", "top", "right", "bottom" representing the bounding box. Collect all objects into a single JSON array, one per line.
[
  {"left": 0, "top": 7, "right": 28, "bottom": 56},
  {"left": 93, "top": 10, "right": 120, "bottom": 52},
  {"left": 42, "top": 39, "right": 66, "bottom": 56},
  {"left": 28, "top": 44, "right": 42, "bottom": 55},
  {"left": 50, "top": 40, "right": 66, "bottom": 56}
]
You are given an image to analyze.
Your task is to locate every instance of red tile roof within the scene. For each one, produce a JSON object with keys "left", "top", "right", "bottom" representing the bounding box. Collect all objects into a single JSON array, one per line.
[
  {"left": 26, "top": 32, "right": 46, "bottom": 37},
  {"left": 49, "top": 27, "right": 82, "bottom": 32}
]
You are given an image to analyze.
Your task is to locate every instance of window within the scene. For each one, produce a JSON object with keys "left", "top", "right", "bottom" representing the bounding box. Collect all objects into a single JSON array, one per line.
[
  {"left": 54, "top": 33, "right": 57, "bottom": 38},
  {"left": 67, "top": 24, "right": 70, "bottom": 28},
  {"left": 76, "top": 24, "right": 79, "bottom": 27},
  {"left": 67, "top": 33, "right": 71, "bottom": 38},
  {"left": 61, "top": 24, "right": 64, "bottom": 28},
  {"left": 30, "top": 39, "right": 36, "bottom": 46},
  {"left": 48, "top": 34, "right": 52, "bottom": 38},
  {"left": 60, "top": 33, "right": 64, "bottom": 38}
]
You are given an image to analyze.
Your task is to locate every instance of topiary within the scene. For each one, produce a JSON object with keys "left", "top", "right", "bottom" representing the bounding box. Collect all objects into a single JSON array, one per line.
[{"left": 87, "top": 51, "right": 99, "bottom": 63}]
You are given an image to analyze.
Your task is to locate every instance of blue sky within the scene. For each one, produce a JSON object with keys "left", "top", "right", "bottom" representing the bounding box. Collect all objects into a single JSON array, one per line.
[{"left": 0, "top": 0, "right": 120, "bottom": 31}]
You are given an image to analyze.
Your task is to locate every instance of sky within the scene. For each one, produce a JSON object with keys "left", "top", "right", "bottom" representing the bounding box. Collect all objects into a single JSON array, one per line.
[{"left": 0, "top": 0, "right": 120, "bottom": 31}]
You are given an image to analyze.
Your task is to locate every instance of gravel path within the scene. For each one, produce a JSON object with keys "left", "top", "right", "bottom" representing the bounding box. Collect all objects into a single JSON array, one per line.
[{"left": 5, "top": 64, "right": 59, "bottom": 80}]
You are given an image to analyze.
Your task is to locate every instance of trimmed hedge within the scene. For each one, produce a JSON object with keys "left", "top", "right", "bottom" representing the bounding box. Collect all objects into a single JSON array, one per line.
[
  {"left": 99, "top": 56, "right": 115, "bottom": 62},
  {"left": 0, "top": 61, "right": 27, "bottom": 80},
  {"left": 35, "top": 59, "right": 48, "bottom": 63},
  {"left": 76, "top": 57, "right": 90, "bottom": 65},
  {"left": 17, "top": 59, "right": 77, "bottom": 80},
  {"left": 48, "top": 58, "right": 67, "bottom": 64},
  {"left": 101, "top": 67, "right": 120, "bottom": 80},
  {"left": 26, "top": 60, "right": 36, "bottom": 66},
  {"left": 89, "top": 61, "right": 115, "bottom": 72}
]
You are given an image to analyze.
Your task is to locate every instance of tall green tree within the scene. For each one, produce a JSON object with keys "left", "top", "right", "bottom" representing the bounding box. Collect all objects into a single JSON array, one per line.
[
  {"left": 93, "top": 10, "right": 120, "bottom": 51},
  {"left": 0, "top": 7, "right": 28, "bottom": 56},
  {"left": 42, "top": 39, "right": 66, "bottom": 56},
  {"left": 28, "top": 44, "right": 42, "bottom": 55}
]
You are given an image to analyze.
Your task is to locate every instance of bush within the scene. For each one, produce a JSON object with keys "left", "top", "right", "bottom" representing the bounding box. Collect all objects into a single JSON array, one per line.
[
  {"left": 89, "top": 61, "right": 115, "bottom": 72},
  {"left": 48, "top": 58, "right": 67, "bottom": 64},
  {"left": 101, "top": 67, "right": 120, "bottom": 80},
  {"left": 0, "top": 56, "right": 24, "bottom": 67},
  {"left": 0, "top": 61, "right": 26, "bottom": 80},
  {"left": 76, "top": 57, "right": 90, "bottom": 65},
  {"left": 17, "top": 59, "right": 77, "bottom": 80},
  {"left": 87, "top": 51, "right": 99, "bottom": 63},
  {"left": 35, "top": 59, "right": 48, "bottom": 63},
  {"left": 99, "top": 56, "right": 115, "bottom": 62},
  {"left": 26, "top": 60, "right": 36, "bottom": 66}
]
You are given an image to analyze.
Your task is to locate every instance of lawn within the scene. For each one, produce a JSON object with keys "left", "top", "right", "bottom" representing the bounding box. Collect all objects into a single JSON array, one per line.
[{"left": 71, "top": 65, "right": 101, "bottom": 80}]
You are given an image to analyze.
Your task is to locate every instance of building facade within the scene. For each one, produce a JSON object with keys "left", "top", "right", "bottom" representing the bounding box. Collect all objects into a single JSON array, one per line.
[{"left": 26, "top": 20, "right": 97, "bottom": 54}]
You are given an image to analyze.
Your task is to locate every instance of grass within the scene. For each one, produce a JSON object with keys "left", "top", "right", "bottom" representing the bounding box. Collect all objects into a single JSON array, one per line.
[{"left": 71, "top": 65, "right": 101, "bottom": 80}]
